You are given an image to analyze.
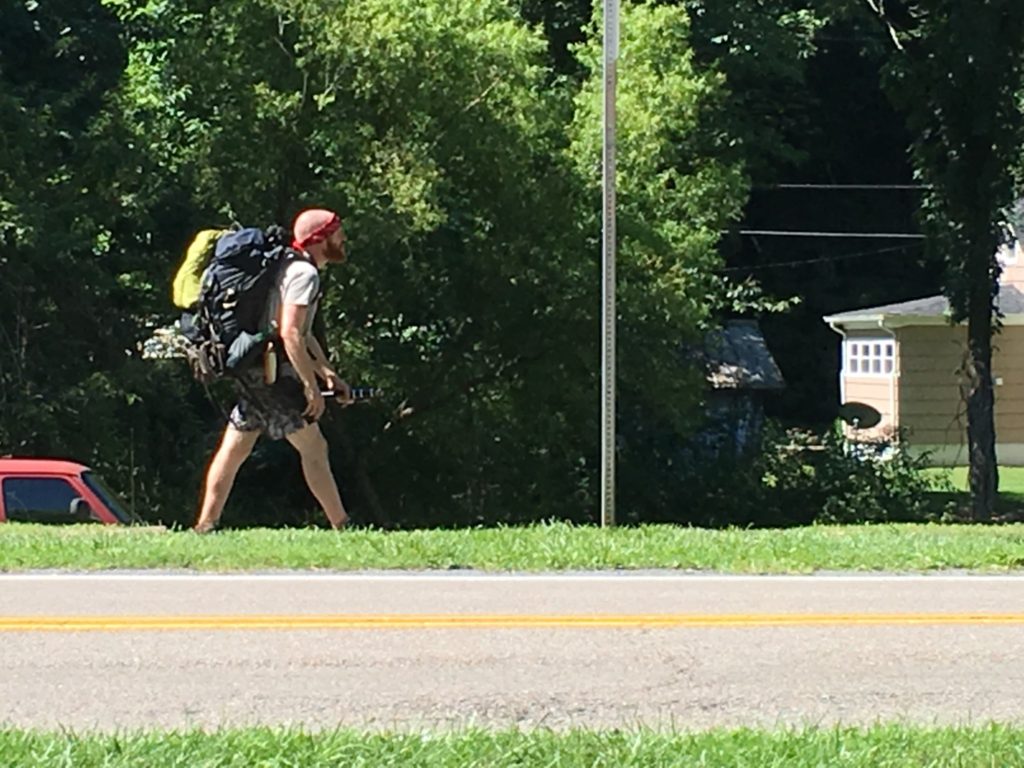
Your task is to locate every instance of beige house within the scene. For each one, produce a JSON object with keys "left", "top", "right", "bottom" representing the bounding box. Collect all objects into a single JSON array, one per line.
[{"left": 824, "top": 241, "right": 1024, "bottom": 466}]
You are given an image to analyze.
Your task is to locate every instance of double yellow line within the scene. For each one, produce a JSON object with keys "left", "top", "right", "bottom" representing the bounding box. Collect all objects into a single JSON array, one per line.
[{"left": 2, "top": 612, "right": 1024, "bottom": 632}]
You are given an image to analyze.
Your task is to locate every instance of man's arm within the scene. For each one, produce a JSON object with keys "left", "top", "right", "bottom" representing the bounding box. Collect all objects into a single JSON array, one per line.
[
  {"left": 280, "top": 302, "right": 325, "bottom": 419},
  {"left": 307, "top": 333, "right": 333, "bottom": 378},
  {"left": 307, "top": 332, "right": 353, "bottom": 403}
]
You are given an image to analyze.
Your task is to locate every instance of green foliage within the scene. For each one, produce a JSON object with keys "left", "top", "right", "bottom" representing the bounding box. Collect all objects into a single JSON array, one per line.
[
  {"left": 769, "top": 424, "right": 938, "bottom": 525},
  {"left": 869, "top": 1, "right": 1024, "bottom": 320},
  {"left": 676, "top": 421, "right": 938, "bottom": 528},
  {"left": 682, "top": 0, "right": 828, "bottom": 180},
  {"left": 9, "top": 0, "right": 1015, "bottom": 531},
  {"left": 566, "top": 3, "right": 753, "bottom": 510},
  {"left": 90, "top": 0, "right": 751, "bottom": 527},
  {"left": 0, "top": 0, "right": 209, "bottom": 521},
  {"left": 861, "top": 0, "right": 1024, "bottom": 519},
  {"left": 513, "top": 0, "right": 592, "bottom": 76}
]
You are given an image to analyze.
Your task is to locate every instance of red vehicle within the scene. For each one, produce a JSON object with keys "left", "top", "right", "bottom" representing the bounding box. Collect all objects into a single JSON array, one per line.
[{"left": 0, "top": 458, "right": 137, "bottom": 525}]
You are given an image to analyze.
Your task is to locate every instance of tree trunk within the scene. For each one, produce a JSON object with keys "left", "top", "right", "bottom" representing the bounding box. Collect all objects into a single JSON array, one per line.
[{"left": 965, "top": 256, "right": 998, "bottom": 522}]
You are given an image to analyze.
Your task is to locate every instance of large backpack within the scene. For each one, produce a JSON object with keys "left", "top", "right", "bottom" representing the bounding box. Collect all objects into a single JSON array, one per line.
[
  {"left": 176, "top": 224, "right": 296, "bottom": 384},
  {"left": 172, "top": 228, "right": 230, "bottom": 310}
]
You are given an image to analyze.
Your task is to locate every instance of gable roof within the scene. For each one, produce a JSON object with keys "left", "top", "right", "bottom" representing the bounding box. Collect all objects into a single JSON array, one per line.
[
  {"left": 703, "top": 320, "right": 785, "bottom": 390},
  {"left": 826, "top": 201, "right": 1024, "bottom": 329},
  {"left": 824, "top": 284, "right": 1024, "bottom": 327}
]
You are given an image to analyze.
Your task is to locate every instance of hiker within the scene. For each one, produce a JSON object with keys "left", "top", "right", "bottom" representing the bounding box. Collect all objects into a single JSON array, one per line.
[{"left": 192, "top": 208, "right": 353, "bottom": 533}]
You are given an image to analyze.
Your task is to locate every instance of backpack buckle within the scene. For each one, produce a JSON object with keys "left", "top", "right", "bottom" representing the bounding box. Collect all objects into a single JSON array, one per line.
[{"left": 187, "top": 341, "right": 227, "bottom": 384}]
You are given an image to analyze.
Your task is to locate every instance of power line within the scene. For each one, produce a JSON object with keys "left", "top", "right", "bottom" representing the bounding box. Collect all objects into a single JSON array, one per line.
[
  {"left": 719, "top": 243, "right": 923, "bottom": 274},
  {"left": 755, "top": 184, "right": 928, "bottom": 191},
  {"left": 733, "top": 229, "right": 925, "bottom": 239}
]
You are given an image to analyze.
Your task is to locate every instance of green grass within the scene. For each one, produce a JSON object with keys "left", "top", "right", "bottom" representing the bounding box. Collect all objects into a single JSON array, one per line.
[
  {"left": 923, "top": 465, "right": 1024, "bottom": 497},
  {"left": 3, "top": 520, "right": 1024, "bottom": 572},
  {"left": 921, "top": 465, "right": 1024, "bottom": 518},
  {"left": 2, "top": 725, "right": 1023, "bottom": 767}
]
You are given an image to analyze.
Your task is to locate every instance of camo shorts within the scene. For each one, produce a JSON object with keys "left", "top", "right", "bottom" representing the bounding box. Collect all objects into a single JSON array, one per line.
[{"left": 228, "top": 367, "right": 316, "bottom": 440}]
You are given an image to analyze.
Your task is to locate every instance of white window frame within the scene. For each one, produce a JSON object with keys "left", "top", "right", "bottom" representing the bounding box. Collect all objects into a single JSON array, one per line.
[
  {"left": 845, "top": 338, "right": 895, "bottom": 377},
  {"left": 1007, "top": 244, "right": 1020, "bottom": 265},
  {"left": 997, "top": 241, "right": 1019, "bottom": 266}
]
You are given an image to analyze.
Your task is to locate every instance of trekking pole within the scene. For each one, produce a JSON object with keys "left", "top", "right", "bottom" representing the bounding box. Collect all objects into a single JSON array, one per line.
[{"left": 321, "top": 387, "right": 382, "bottom": 402}]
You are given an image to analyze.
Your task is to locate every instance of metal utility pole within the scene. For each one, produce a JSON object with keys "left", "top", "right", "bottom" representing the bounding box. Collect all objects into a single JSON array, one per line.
[{"left": 601, "top": 0, "right": 619, "bottom": 528}]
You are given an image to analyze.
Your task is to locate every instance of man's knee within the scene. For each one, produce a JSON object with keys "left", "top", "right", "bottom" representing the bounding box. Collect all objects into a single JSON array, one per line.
[
  {"left": 212, "top": 427, "right": 258, "bottom": 467},
  {"left": 228, "top": 424, "right": 259, "bottom": 448},
  {"left": 289, "top": 424, "right": 330, "bottom": 461}
]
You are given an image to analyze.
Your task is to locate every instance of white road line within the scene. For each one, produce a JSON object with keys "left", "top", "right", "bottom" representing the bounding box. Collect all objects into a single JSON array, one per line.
[{"left": 0, "top": 572, "right": 1021, "bottom": 583}]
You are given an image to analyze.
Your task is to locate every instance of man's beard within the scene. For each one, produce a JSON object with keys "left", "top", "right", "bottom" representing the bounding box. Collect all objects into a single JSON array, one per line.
[{"left": 325, "top": 238, "right": 346, "bottom": 263}]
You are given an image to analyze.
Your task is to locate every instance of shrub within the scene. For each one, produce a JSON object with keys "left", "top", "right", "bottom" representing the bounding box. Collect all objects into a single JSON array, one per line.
[{"left": 675, "top": 420, "right": 939, "bottom": 528}]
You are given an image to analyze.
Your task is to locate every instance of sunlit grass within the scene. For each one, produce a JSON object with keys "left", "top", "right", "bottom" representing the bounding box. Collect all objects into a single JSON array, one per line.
[
  {"left": 2, "top": 520, "right": 1024, "bottom": 572},
  {"left": 2, "top": 725, "right": 1024, "bottom": 767},
  {"left": 922, "top": 465, "right": 1024, "bottom": 497}
]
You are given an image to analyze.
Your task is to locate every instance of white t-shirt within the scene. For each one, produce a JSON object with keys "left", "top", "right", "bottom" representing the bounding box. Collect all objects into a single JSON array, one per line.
[{"left": 264, "top": 258, "right": 320, "bottom": 336}]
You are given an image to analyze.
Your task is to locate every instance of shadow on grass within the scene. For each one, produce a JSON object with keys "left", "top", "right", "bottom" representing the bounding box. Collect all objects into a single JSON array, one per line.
[{"left": 920, "top": 490, "right": 1024, "bottom": 524}]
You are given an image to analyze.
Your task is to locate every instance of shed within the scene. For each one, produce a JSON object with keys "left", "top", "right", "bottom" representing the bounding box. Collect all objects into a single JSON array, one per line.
[{"left": 699, "top": 319, "right": 786, "bottom": 456}]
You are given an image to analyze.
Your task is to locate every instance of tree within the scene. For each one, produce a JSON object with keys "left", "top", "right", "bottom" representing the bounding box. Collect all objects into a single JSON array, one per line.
[
  {"left": 0, "top": 0, "right": 125, "bottom": 450},
  {"left": 513, "top": 0, "right": 593, "bottom": 76},
  {"left": 567, "top": 2, "right": 749, "bottom": 516},
  {"left": 102, "top": 0, "right": 750, "bottom": 526},
  {"left": 859, "top": 0, "right": 1024, "bottom": 519},
  {"left": 0, "top": 0, "right": 246, "bottom": 523}
]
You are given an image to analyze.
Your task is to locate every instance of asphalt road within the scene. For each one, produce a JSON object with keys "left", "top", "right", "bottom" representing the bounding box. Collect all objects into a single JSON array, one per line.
[{"left": 1, "top": 572, "right": 1023, "bottom": 731}]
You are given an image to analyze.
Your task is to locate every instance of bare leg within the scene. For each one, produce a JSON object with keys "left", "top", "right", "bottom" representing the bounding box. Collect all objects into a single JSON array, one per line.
[
  {"left": 193, "top": 426, "right": 260, "bottom": 532},
  {"left": 286, "top": 423, "right": 349, "bottom": 529}
]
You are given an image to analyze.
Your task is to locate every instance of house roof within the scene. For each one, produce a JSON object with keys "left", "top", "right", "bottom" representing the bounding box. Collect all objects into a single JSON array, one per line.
[
  {"left": 824, "top": 284, "right": 1024, "bottom": 327},
  {"left": 703, "top": 320, "right": 785, "bottom": 390}
]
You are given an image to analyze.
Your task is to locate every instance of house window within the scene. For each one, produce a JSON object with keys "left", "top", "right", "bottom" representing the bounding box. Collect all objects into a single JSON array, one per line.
[{"left": 846, "top": 339, "right": 895, "bottom": 376}]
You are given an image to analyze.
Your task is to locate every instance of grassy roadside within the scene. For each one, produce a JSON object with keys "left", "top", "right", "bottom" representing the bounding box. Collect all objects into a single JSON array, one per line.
[
  {"left": 2, "top": 520, "right": 1024, "bottom": 572},
  {"left": 922, "top": 466, "right": 1024, "bottom": 515},
  {"left": 2, "top": 725, "right": 1023, "bottom": 767},
  {"left": 923, "top": 466, "right": 1024, "bottom": 497}
]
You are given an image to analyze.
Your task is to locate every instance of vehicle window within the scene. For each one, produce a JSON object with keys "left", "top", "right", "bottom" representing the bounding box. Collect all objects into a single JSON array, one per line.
[
  {"left": 2, "top": 477, "right": 95, "bottom": 524},
  {"left": 81, "top": 471, "right": 136, "bottom": 524}
]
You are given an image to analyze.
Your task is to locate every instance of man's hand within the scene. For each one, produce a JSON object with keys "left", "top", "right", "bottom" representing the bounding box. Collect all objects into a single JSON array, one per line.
[
  {"left": 321, "top": 370, "right": 354, "bottom": 406},
  {"left": 303, "top": 385, "right": 326, "bottom": 420}
]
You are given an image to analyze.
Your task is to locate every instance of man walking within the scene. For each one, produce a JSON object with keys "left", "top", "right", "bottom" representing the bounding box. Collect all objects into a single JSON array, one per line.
[{"left": 193, "top": 208, "right": 353, "bottom": 533}]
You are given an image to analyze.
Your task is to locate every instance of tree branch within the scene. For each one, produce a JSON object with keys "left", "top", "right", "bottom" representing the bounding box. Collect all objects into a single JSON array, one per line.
[
  {"left": 862, "top": 0, "right": 906, "bottom": 51},
  {"left": 461, "top": 78, "right": 502, "bottom": 114}
]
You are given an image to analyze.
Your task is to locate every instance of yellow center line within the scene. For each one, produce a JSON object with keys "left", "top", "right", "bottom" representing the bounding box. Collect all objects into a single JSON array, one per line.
[{"left": 1, "top": 613, "right": 1023, "bottom": 631}]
